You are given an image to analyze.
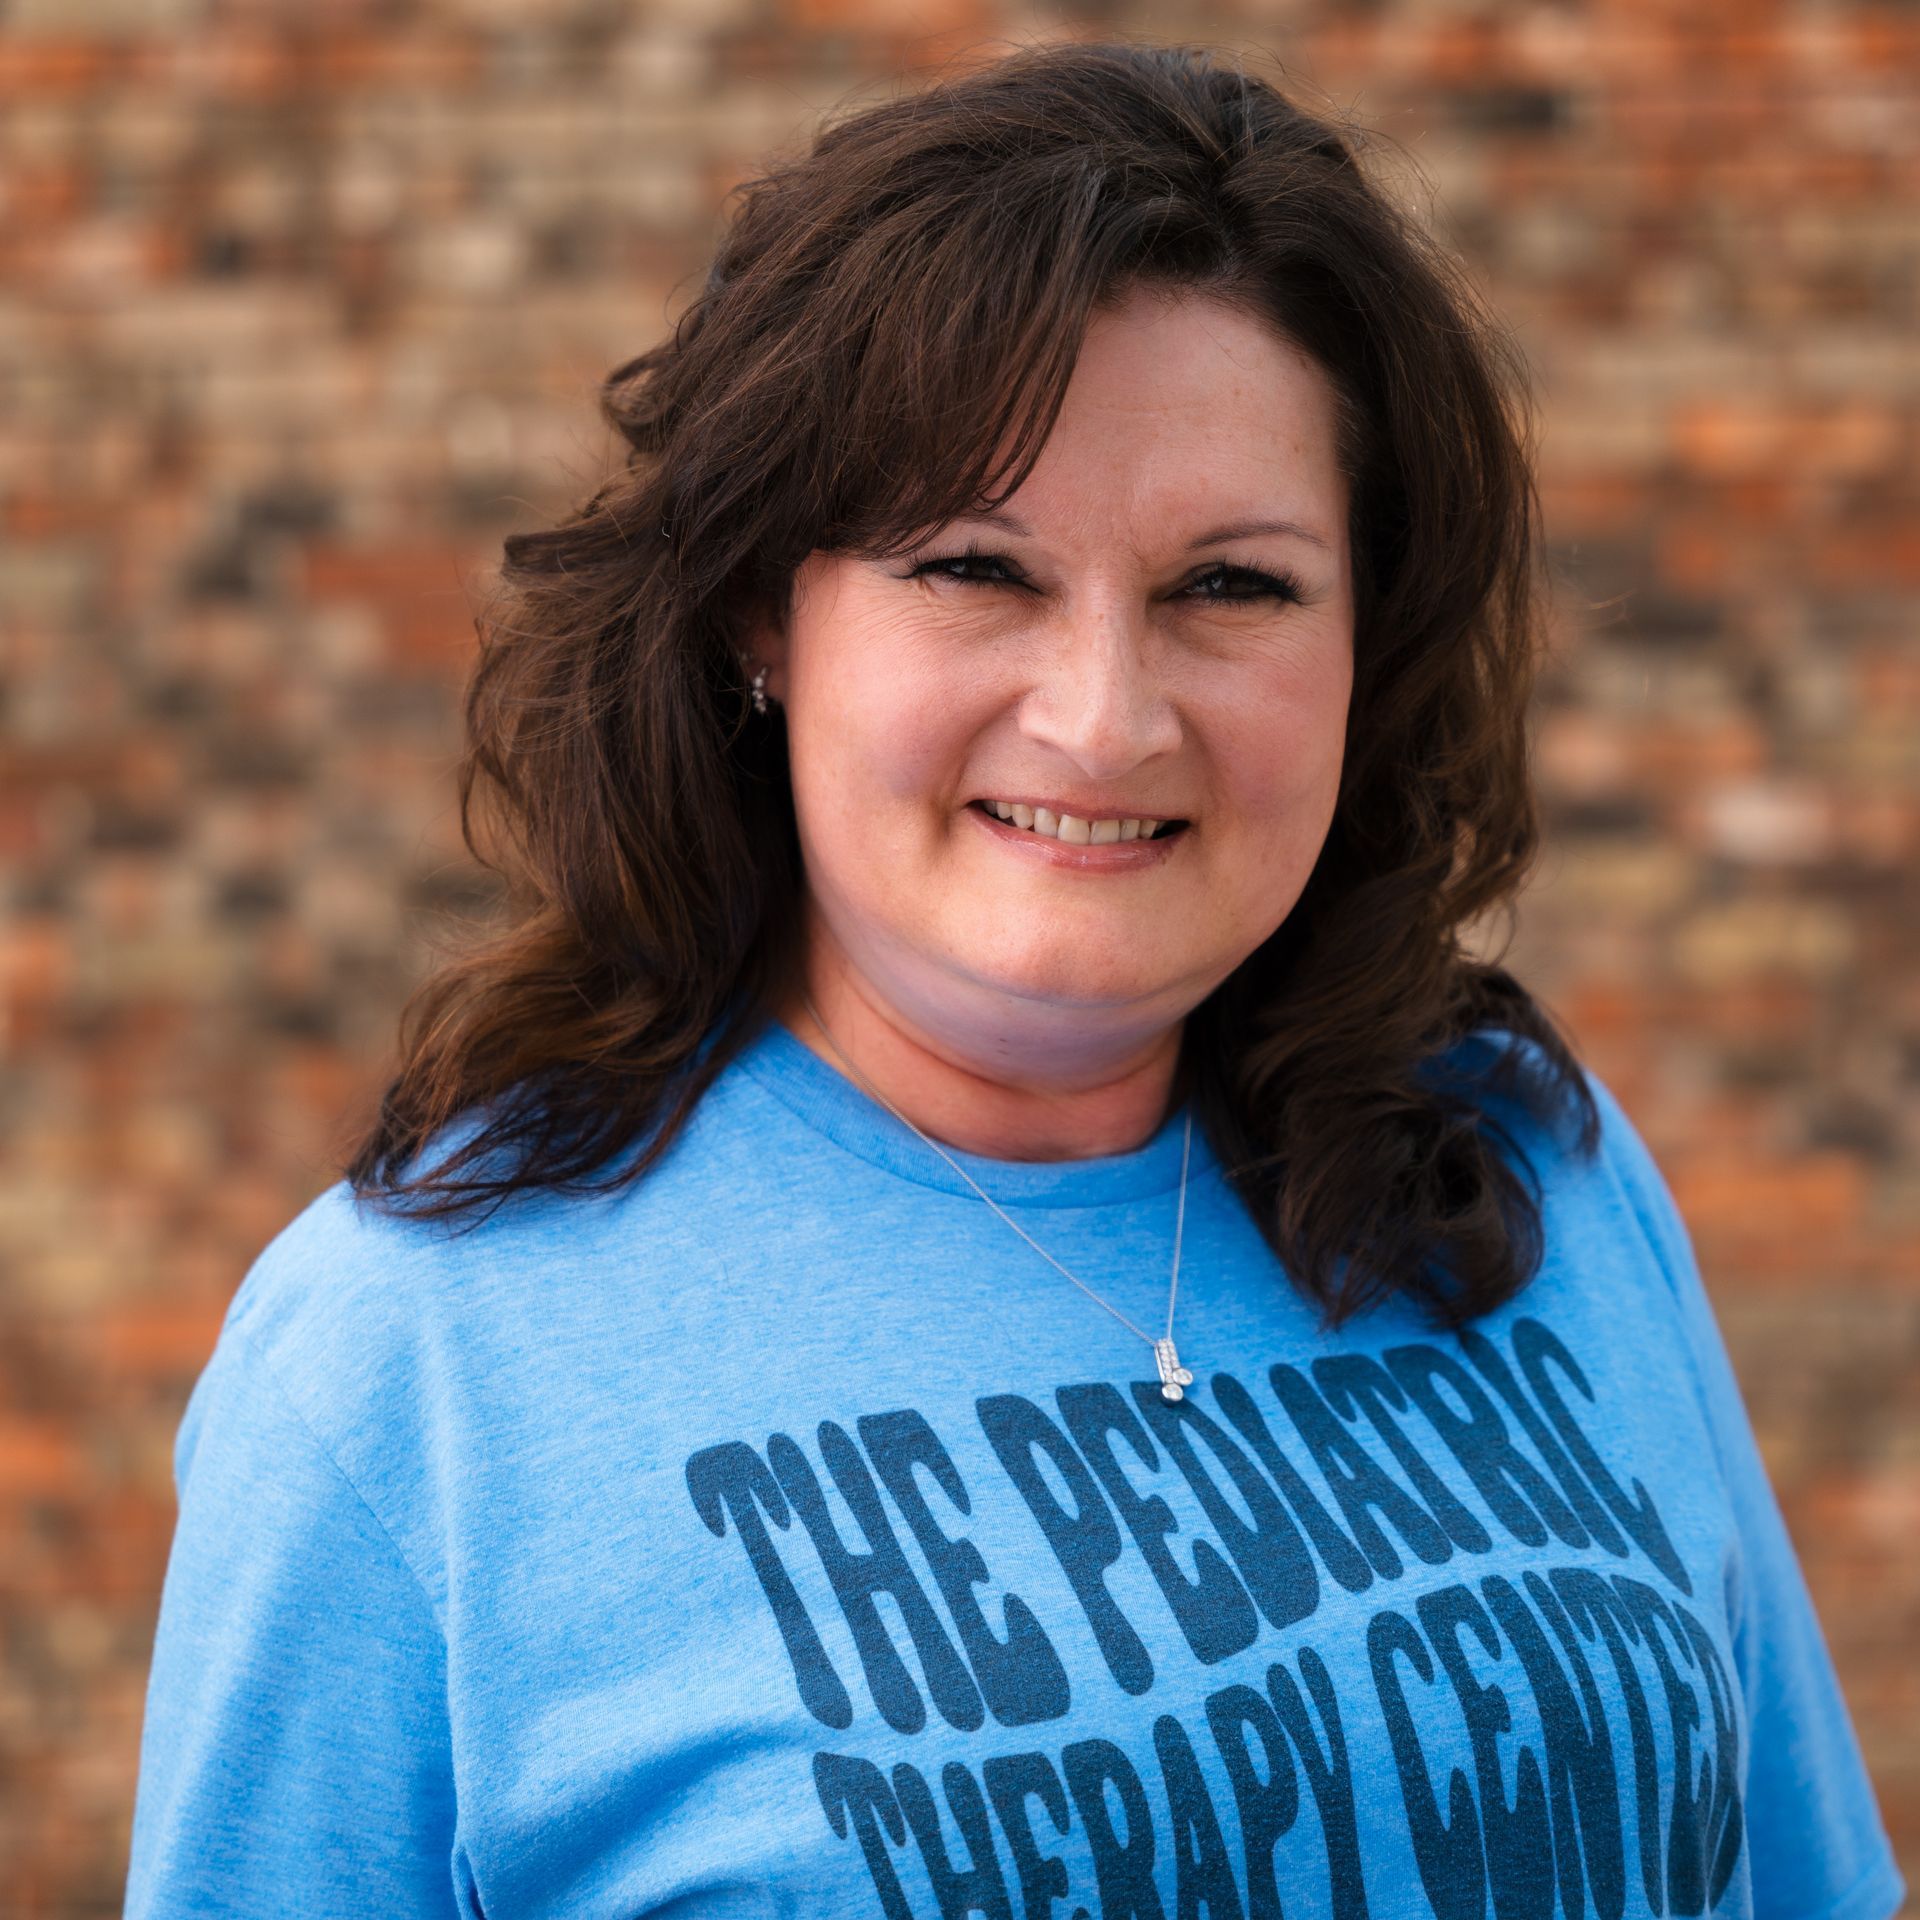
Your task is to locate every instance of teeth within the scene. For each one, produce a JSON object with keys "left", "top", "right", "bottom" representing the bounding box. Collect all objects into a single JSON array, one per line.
[{"left": 980, "top": 801, "right": 1175, "bottom": 843}]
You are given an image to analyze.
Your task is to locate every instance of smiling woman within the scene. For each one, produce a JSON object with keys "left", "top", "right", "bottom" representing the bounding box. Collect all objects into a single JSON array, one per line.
[
  {"left": 359, "top": 55, "right": 1537, "bottom": 1255},
  {"left": 123, "top": 37, "right": 1904, "bottom": 1920},
  {"left": 751, "top": 291, "right": 1357, "bottom": 1152}
]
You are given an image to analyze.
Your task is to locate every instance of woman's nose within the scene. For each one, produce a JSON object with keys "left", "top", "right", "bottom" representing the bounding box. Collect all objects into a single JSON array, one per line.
[{"left": 1015, "top": 592, "right": 1183, "bottom": 777}]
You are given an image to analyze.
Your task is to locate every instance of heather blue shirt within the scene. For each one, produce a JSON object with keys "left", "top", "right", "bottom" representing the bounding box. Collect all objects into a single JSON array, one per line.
[{"left": 124, "top": 1017, "right": 1905, "bottom": 1919}]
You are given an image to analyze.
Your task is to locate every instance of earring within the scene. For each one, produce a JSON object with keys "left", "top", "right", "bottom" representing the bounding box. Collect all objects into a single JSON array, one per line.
[{"left": 742, "top": 652, "right": 771, "bottom": 714}]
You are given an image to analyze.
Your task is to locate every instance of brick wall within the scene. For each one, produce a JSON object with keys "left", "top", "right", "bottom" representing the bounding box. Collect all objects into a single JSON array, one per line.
[{"left": 1, "top": 5, "right": 1913, "bottom": 1911}]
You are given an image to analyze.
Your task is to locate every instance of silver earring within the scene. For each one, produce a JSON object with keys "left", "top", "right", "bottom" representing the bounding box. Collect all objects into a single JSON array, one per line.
[{"left": 743, "top": 653, "right": 770, "bottom": 714}]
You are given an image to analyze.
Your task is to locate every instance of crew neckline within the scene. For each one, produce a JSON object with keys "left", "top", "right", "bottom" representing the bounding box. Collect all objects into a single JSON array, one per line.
[{"left": 729, "top": 1011, "right": 1214, "bottom": 1206}]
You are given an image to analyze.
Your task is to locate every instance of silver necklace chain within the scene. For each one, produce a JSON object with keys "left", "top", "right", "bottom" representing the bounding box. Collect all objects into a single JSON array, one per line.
[{"left": 796, "top": 991, "right": 1197, "bottom": 1401}]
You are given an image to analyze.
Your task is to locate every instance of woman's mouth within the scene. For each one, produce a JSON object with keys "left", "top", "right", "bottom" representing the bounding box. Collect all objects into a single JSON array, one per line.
[
  {"left": 967, "top": 798, "right": 1189, "bottom": 845},
  {"left": 965, "top": 798, "right": 1191, "bottom": 867}
]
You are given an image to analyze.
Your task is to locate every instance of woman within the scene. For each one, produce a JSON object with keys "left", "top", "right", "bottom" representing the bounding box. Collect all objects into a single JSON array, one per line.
[{"left": 124, "top": 40, "right": 1903, "bottom": 1920}]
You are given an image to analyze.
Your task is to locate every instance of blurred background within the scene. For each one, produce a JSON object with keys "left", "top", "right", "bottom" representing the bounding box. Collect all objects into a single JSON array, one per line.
[{"left": 1, "top": 0, "right": 1914, "bottom": 1912}]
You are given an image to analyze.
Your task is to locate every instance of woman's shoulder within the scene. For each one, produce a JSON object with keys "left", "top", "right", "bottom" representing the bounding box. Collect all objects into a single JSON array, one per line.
[
  {"left": 206, "top": 1174, "right": 484, "bottom": 1490},
  {"left": 1439, "top": 1020, "right": 1657, "bottom": 1170},
  {"left": 209, "top": 1106, "right": 594, "bottom": 1444},
  {"left": 1435, "top": 1022, "right": 1698, "bottom": 1311},
  {"left": 218, "top": 1079, "right": 757, "bottom": 1400},
  {"left": 221, "top": 1174, "right": 455, "bottom": 1369}
]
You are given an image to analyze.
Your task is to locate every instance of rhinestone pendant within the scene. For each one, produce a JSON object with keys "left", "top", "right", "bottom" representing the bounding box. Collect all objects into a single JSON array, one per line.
[{"left": 1154, "top": 1337, "right": 1195, "bottom": 1402}]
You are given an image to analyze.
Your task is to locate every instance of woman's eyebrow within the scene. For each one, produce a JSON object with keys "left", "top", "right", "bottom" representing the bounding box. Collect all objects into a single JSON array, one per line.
[
  {"left": 950, "top": 511, "right": 1332, "bottom": 553},
  {"left": 942, "top": 511, "right": 1034, "bottom": 536},
  {"left": 1191, "top": 517, "right": 1332, "bottom": 552}
]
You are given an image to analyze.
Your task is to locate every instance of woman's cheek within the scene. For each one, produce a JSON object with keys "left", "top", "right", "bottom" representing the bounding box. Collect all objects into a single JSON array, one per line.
[
  {"left": 1202, "top": 702, "right": 1341, "bottom": 823},
  {"left": 1242, "top": 641, "right": 1351, "bottom": 797}
]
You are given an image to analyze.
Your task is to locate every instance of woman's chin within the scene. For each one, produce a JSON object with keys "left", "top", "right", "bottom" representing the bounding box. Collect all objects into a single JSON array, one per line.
[{"left": 950, "top": 945, "right": 1185, "bottom": 1017}]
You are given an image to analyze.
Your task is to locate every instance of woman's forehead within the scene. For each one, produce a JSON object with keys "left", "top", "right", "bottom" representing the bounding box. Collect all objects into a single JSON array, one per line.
[{"left": 953, "top": 324, "right": 1349, "bottom": 547}]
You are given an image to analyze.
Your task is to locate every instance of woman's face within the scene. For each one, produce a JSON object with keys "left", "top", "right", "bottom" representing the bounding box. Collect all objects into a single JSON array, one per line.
[{"left": 756, "top": 284, "right": 1355, "bottom": 1066}]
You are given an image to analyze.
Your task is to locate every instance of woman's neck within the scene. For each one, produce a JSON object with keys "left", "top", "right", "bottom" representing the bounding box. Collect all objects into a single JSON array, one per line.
[{"left": 772, "top": 953, "right": 1186, "bottom": 1164}]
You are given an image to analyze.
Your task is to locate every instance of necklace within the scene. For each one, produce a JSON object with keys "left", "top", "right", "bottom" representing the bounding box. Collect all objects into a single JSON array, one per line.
[{"left": 796, "top": 991, "right": 1198, "bottom": 1402}]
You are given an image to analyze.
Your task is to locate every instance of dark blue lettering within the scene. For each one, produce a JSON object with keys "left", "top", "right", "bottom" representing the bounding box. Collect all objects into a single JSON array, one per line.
[
  {"left": 1366, "top": 1608, "right": 1485, "bottom": 1920},
  {"left": 1153, "top": 1713, "right": 1246, "bottom": 1920},
  {"left": 860, "top": 1408, "right": 1070, "bottom": 1727},
  {"left": 1203, "top": 1682, "right": 1298, "bottom": 1920},
  {"left": 1514, "top": 1319, "right": 1689, "bottom": 1593},
  {"left": 1671, "top": 1601, "right": 1746, "bottom": 1907},
  {"left": 983, "top": 1752, "right": 1073, "bottom": 1920},
  {"left": 1548, "top": 1569, "right": 1664, "bottom": 1909},
  {"left": 1131, "top": 1383, "right": 1321, "bottom": 1631},
  {"left": 1059, "top": 1382, "right": 1258, "bottom": 1667},
  {"left": 893, "top": 1759, "right": 1016, "bottom": 1920},
  {"left": 1313, "top": 1354, "right": 1491, "bottom": 1556},
  {"left": 1485, "top": 1574, "right": 1625, "bottom": 1920},
  {"left": 686, "top": 1440, "right": 851, "bottom": 1729},
  {"left": 814, "top": 1750, "right": 916, "bottom": 1920},
  {"left": 1458, "top": 1328, "right": 1630, "bottom": 1560},
  {"left": 978, "top": 1393, "right": 1154, "bottom": 1696},
  {"left": 1269, "top": 1365, "right": 1450, "bottom": 1578},
  {"left": 1211, "top": 1372, "right": 1374, "bottom": 1594},
  {"left": 1063, "top": 1737, "right": 1168, "bottom": 1920},
  {"left": 1414, "top": 1582, "right": 1553, "bottom": 1920},
  {"left": 1387, "top": 1343, "right": 1587, "bottom": 1551},
  {"left": 770, "top": 1425, "right": 978, "bottom": 1734},
  {"left": 1266, "top": 1647, "right": 1369, "bottom": 1920},
  {"left": 1611, "top": 1576, "right": 1714, "bottom": 1914}
]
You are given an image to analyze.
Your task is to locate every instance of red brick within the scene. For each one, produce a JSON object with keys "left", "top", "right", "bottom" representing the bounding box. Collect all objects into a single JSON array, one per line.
[{"left": 8, "top": 12, "right": 1914, "bottom": 1906}]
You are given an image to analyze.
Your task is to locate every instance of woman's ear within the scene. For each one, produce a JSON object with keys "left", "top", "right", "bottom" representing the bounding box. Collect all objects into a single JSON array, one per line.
[{"left": 737, "top": 591, "right": 791, "bottom": 708}]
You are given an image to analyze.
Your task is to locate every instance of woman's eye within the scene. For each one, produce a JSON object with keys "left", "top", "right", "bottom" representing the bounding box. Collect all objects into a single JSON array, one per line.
[
  {"left": 908, "top": 549, "right": 1023, "bottom": 587},
  {"left": 903, "top": 552, "right": 1304, "bottom": 603},
  {"left": 1183, "top": 563, "right": 1305, "bottom": 605}
]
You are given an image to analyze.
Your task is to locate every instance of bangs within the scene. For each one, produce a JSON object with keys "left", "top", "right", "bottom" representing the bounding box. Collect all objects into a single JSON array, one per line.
[{"left": 784, "top": 157, "right": 1245, "bottom": 561}]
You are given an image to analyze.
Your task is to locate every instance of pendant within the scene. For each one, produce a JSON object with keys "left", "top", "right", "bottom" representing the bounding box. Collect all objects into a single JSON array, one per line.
[{"left": 1154, "top": 1337, "right": 1195, "bottom": 1402}]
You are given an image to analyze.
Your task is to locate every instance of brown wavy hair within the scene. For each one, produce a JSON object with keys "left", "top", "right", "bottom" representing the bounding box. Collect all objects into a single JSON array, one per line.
[{"left": 343, "top": 36, "right": 1601, "bottom": 1330}]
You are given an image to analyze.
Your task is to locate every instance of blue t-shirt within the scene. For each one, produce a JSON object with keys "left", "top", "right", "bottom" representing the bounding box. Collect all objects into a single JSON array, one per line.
[{"left": 123, "top": 1015, "right": 1905, "bottom": 1920}]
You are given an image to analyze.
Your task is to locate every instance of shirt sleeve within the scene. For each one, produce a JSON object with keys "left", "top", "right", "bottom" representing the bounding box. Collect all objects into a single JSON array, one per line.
[
  {"left": 123, "top": 1321, "right": 465, "bottom": 1918},
  {"left": 1584, "top": 1068, "right": 1908, "bottom": 1920}
]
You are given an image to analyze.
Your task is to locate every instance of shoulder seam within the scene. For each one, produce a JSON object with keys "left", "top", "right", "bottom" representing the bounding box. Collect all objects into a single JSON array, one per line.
[
  {"left": 221, "top": 1178, "right": 358, "bottom": 1342},
  {"left": 1578, "top": 1071, "right": 1686, "bottom": 1300},
  {"left": 1580, "top": 1071, "right": 1718, "bottom": 1382},
  {"left": 224, "top": 1319, "right": 449, "bottom": 1643},
  {"left": 1581, "top": 1067, "right": 1751, "bottom": 1644}
]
